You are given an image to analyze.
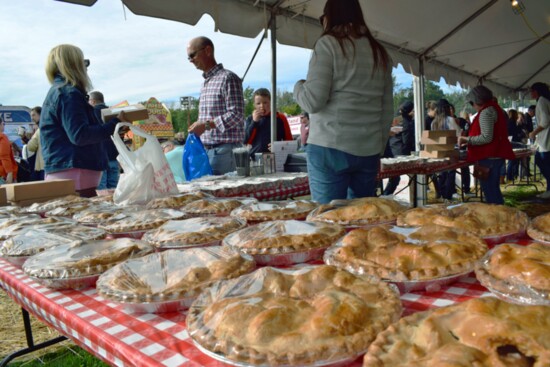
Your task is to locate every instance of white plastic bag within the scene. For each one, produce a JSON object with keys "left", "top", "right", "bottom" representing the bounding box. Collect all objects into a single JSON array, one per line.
[{"left": 112, "top": 123, "right": 178, "bottom": 206}]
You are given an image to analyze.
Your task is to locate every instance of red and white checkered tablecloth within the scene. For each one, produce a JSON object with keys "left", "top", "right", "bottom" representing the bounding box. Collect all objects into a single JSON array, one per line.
[{"left": 0, "top": 258, "right": 492, "bottom": 367}]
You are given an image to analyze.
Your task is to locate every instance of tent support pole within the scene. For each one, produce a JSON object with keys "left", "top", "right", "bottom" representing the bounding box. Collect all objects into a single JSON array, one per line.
[
  {"left": 413, "top": 58, "right": 427, "bottom": 207},
  {"left": 270, "top": 13, "right": 277, "bottom": 146}
]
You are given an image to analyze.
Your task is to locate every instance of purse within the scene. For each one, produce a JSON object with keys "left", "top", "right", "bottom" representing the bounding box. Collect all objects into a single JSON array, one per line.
[{"left": 472, "top": 164, "right": 490, "bottom": 180}]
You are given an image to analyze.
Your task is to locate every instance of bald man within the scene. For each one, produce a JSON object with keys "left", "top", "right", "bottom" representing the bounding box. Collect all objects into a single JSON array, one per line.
[{"left": 187, "top": 36, "right": 245, "bottom": 175}]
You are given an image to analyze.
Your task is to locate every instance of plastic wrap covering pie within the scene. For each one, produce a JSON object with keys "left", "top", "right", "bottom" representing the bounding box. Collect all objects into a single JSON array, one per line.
[
  {"left": 98, "top": 209, "right": 186, "bottom": 233},
  {"left": 145, "top": 192, "right": 212, "bottom": 209},
  {"left": 97, "top": 247, "right": 255, "bottom": 308},
  {"left": 363, "top": 297, "right": 550, "bottom": 367},
  {"left": 0, "top": 214, "right": 41, "bottom": 229},
  {"left": 23, "top": 238, "right": 153, "bottom": 284},
  {"left": 325, "top": 225, "right": 487, "bottom": 282},
  {"left": 307, "top": 197, "right": 408, "bottom": 227},
  {"left": 0, "top": 216, "right": 76, "bottom": 240},
  {"left": 475, "top": 243, "right": 550, "bottom": 305},
  {"left": 0, "top": 206, "right": 23, "bottom": 218},
  {"left": 182, "top": 197, "right": 258, "bottom": 217},
  {"left": 396, "top": 202, "right": 529, "bottom": 238},
  {"left": 44, "top": 201, "right": 93, "bottom": 217},
  {"left": 527, "top": 212, "right": 550, "bottom": 244},
  {"left": 143, "top": 217, "right": 247, "bottom": 249},
  {"left": 20, "top": 195, "right": 89, "bottom": 214},
  {"left": 72, "top": 204, "right": 137, "bottom": 226},
  {"left": 230, "top": 200, "right": 318, "bottom": 222},
  {"left": 223, "top": 220, "right": 346, "bottom": 255},
  {"left": 187, "top": 265, "right": 402, "bottom": 367}
]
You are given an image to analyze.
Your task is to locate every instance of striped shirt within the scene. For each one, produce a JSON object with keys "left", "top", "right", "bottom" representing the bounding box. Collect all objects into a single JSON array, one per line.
[
  {"left": 470, "top": 107, "right": 497, "bottom": 146},
  {"left": 198, "top": 64, "right": 245, "bottom": 145}
]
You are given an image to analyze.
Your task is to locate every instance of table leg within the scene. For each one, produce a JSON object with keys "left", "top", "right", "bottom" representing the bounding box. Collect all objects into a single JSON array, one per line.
[{"left": 0, "top": 308, "right": 67, "bottom": 367}]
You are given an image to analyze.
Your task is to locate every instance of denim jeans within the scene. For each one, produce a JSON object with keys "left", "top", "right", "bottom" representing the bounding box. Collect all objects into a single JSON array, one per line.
[
  {"left": 306, "top": 144, "right": 379, "bottom": 204},
  {"left": 206, "top": 143, "right": 241, "bottom": 175},
  {"left": 535, "top": 151, "right": 550, "bottom": 191},
  {"left": 97, "top": 160, "right": 120, "bottom": 189},
  {"left": 478, "top": 158, "right": 505, "bottom": 204}
]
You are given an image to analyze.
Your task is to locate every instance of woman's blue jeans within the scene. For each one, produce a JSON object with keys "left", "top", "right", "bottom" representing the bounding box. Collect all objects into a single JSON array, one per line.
[
  {"left": 478, "top": 158, "right": 505, "bottom": 204},
  {"left": 306, "top": 144, "right": 379, "bottom": 204}
]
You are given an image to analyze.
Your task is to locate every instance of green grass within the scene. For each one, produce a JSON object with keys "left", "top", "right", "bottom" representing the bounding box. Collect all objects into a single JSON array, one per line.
[{"left": 7, "top": 345, "right": 108, "bottom": 367}]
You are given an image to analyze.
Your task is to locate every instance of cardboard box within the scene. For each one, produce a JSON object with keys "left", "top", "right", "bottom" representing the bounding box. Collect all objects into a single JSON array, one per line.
[
  {"left": 4, "top": 179, "right": 76, "bottom": 202},
  {"left": 420, "top": 150, "right": 459, "bottom": 159},
  {"left": 422, "top": 130, "right": 457, "bottom": 139},
  {"left": 101, "top": 104, "right": 149, "bottom": 122},
  {"left": 0, "top": 187, "right": 7, "bottom": 206},
  {"left": 424, "top": 144, "right": 456, "bottom": 152},
  {"left": 421, "top": 135, "right": 458, "bottom": 145}
]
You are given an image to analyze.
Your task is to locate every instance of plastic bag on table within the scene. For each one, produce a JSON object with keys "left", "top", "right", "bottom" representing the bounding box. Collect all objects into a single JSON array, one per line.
[
  {"left": 112, "top": 123, "right": 178, "bottom": 206},
  {"left": 183, "top": 133, "right": 213, "bottom": 181}
]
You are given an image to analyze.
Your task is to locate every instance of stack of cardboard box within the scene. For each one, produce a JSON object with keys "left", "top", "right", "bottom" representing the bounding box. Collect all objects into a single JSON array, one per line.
[
  {"left": 3, "top": 179, "right": 76, "bottom": 207},
  {"left": 420, "top": 131, "right": 459, "bottom": 159}
]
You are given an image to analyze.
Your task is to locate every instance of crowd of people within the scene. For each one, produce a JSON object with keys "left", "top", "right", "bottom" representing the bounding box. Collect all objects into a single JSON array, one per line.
[{"left": 1, "top": 0, "right": 547, "bottom": 205}]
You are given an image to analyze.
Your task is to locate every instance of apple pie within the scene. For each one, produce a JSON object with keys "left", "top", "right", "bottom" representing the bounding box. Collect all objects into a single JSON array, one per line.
[
  {"left": 145, "top": 192, "right": 211, "bottom": 209},
  {"left": 182, "top": 197, "right": 257, "bottom": 216},
  {"left": 475, "top": 242, "right": 550, "bottom": 305},
  {"left": 527, "top": 212, "right": 550, "bottom": 244},
  {"left": 98, "top": 209, "right": 186, "bottom": 233},
  {"left": 187, "top": 265, "right": 402, "bottom": 366},
  {"left": 325, "top": 224, "right": 487, "bottom": 281},
  {"left": 230, "top": 200, "right": 318, "bottom": 222},
  {"left": 307, "top": 197, "right": 408, "bottom": 227},
  {"left": 20, "top": 195, "right": 89, "bottom": 214},
  {"left": 363, "top": 297, "right": 550, "bottom": 367}
]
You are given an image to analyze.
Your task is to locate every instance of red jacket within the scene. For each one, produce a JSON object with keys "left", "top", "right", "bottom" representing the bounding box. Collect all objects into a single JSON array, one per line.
[
  {"left": 467, "top": 101, "right": 514, "bottom": 162},
  {"left": 0, "top": 133, "right": 18, "bottom": 180}
]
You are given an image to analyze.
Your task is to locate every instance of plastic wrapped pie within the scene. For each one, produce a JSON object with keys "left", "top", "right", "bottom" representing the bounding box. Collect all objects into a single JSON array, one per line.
[
  {"left": 44, "top": 201, "right": 92, "bottom": 217},
  {"left": 527, "top": 212, "right": 550, "bottom": 245},
  {"left": 72, "top": 204, "right": 140, "bottom": 226},
  {"left": 98, "top": 209, "right": 186, "bottom": 235},
  {"left": 20, "top": 195, "right": 89, "bottom": 214},
  {"left": 0, "top": 216, "right": 76, "bottom": 240},
  {"left": 23, "top": 238, "right": 153, "bottom": 289},
  {"left": 222, "top": 220, "right": 345, "bottom": 265},
  {"left": 324, "top": 225, "right": 488, "bottom": 292},
  {"left": 182, "top": 197, "right": 258, "bottom": 217},
  {"left": 97, "top": 247, "right": 256, "bottom": 313},
  {"left": 143, "top": 216, "right": 247, "bottom": 250},
  {"left": 396, "top": 203, "right": 529, "bottom": 245},
  {"left": 363, "top": 297, "right": 550, "bottom": 367},
  {"left": 475, "top": 242, "right": 550, "bottom": 305},
  {"left": 187, "top": 265, "right": 402, "bottom": 367},
  {"left": 145, "top": 192, "right": 212, "bottom": 209},
  {"left": 307, "top": 197, "right": 408, "bottom": 228},
  {"left": 230, "top": 200, "right": 318, "bottom": 223}
]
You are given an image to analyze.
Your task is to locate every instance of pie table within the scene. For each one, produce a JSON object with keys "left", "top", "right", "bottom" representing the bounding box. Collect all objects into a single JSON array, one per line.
[{"left": 0, "top": 256, "right": 495, "bottom": 367}]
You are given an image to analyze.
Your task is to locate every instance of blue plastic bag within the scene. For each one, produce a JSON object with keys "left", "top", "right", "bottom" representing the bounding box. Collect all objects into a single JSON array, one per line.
[{"left": 183, "top": 133, "right": 213, "bottom": 181}]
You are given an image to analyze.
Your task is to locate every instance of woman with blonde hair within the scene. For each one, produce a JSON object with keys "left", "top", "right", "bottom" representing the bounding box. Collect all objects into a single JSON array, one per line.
[
  {"left": 294, "top": 0, "right": 393, "bottom": 203},
  {"left": 40, "top": 44, "right": 127, "bottom": 197}
]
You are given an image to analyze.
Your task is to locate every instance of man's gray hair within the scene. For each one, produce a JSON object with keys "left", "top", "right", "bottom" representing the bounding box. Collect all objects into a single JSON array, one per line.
[
  {"left": 89, "top": 91, "right": 105, "bottom": 103},
  {"left": 466, "top": 85, "right": 493, "bottom": 106}
]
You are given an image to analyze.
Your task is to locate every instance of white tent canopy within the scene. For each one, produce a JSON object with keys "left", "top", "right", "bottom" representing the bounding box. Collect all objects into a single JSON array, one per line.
[{"left": 63, "top": 0, "right": 550, "bottom": 96}]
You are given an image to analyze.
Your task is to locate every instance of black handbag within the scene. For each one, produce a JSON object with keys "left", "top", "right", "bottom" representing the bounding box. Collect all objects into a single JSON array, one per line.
[{"left": 472, "top": 164, "right": 490, "bottom": 180}]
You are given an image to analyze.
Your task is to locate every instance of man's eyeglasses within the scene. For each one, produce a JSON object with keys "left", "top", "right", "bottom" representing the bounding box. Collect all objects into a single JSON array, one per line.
[
  {"left": 188, "top": 47, "right": 205, "bottom": 61},
  {"left": 84, "top": 59, "right": 90, "bottom": 68}
]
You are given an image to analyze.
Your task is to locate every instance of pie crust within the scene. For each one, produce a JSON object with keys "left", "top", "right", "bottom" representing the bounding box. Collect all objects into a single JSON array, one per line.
[
  {"left": 142, "top": 217, "right": 247, "bottom": 249},
  {"left": 0, "top": 216, "right": 75, "bottom": 240},
  {"left": 222, "top": 220, "right": 346, "bottom": 255},
  {"left": 307, "top": 197, "right": 408, "bottom": 227},
  {"left": 23, "top": 238, "right": 154, "bottom": 279},
  {"left": 97, "top": 247, "right": 255, "bottom": 303},
  {"left": 363, "top": 297, "right": 550, "bottom": 367},
  {"left": 182, "top": 197, "right": 258, "bottom": 216},
  {"left": 325, "top": 225, "right": 487, "bottom": 281},
  {"left": 98, "top": 209, "right": 186, "bottom": 233},
  {"left": 527, "top": 212, "right": 550, "bottom": 244},
  {"left": 0, "top": 230, "right": 78, "bottom": 258},
  {"left": 187, "top": 265, "right": 402, "bottom": 366},
  {"left": 21, "top": 195, "right": 89, "bottom": 214},
  {"left": 396, "top": 203, "right": 529, "bottom": 237},
  {"left": 230, "top": 200, "right": 318, "bottom": 222},
  {"left": 145, "top": 192, "right": 211, "bottom": 209},
  {"left": 475, "top": 243, "right": 550, "bottom": 304}
]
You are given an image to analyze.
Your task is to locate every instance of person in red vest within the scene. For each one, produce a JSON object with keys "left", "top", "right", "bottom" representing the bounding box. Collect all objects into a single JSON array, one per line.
[
  {"left": 458, "top": 85, "right": 514, "bottom": 204},
  {"left": 243, "top": 88, "right": 293, "bottom": 160}
]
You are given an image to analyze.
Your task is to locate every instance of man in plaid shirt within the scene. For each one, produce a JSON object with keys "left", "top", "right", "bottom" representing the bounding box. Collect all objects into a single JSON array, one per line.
[{"left": 187, "top": 36, "right": 245, "bottom": 175}]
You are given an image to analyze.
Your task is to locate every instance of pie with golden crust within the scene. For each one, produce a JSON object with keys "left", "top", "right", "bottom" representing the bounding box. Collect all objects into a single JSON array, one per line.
[
  {"left": 21, "top": 195, "right": 89, "bottom": 214},
  {"left": 527, "top": 212, "right": 550, "bottom": 244},
  {"left": 187, "top": 265, "right": 402, "bottom": 366},
  {"left": 222, "top": 220, "right": 346, "bottom": 255},
  {"left": 325, "top": 225, "right": 487, "bottom": 281},
  {"left": 142, "top": 217, "right": 247, "bottom": 249},
  {"left": 182, "top": 197, "right": 258, "bottom": 216},
  {"left": 475, "top": 243, "right": 550, "bottom": 304},
  {"left": 98, "top": 209, "right": 186, "bottom": 233},
  {"left": 230, "top": 200, "right": 318, "bottom": 222},
  {"left": 307, "top": 197, "right": 408, "bottom": 227},
  {"left": 145, "top": 192, "right": 211, "bottom": 209},
  {"left": 363, "top": 297, "right": 550, "bottom": 367},
  {"left": 97, "top": 247, "right": 256, "bottom": 303},
  {"left": 396, "top": 203, "right": 529, "bottom": 237}
]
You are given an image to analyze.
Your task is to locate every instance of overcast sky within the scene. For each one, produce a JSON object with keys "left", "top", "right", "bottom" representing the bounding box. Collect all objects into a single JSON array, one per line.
[{"left": 1, "top": 0, "right": 440, "bottom": 109}]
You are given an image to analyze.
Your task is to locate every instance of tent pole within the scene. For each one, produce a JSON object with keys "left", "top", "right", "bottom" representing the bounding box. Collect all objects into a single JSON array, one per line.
[
  {"left": 413, "top": 58, "right": 427, "bottom": 207},
  {"left": 270, "top": 13, "right": 277, "bottom": 146}
]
